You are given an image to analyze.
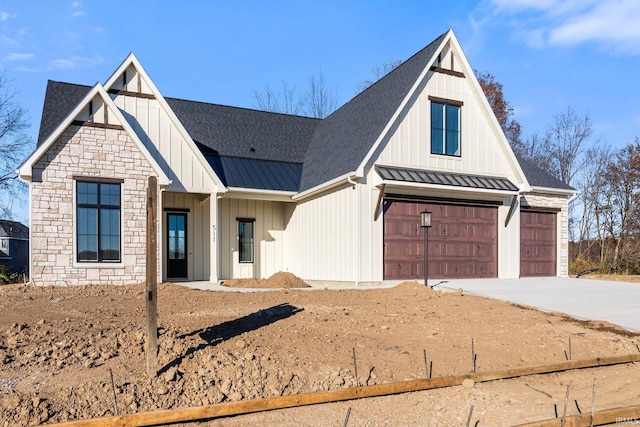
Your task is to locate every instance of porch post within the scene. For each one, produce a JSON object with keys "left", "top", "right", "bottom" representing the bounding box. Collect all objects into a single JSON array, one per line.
[{"left": 209, "top": 193, "right": 219, "bottom": 283}]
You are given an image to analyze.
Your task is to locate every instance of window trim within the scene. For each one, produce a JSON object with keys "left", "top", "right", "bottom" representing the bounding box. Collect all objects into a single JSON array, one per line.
[
  {"left": 237, "top": 218, "right": 255, "bottom": 264},
  {"left": 429, "top": 96, "right": 463, "bottom": 158},
  {"left": 74, "top": 179, "right": 123, "bottom": 264}
]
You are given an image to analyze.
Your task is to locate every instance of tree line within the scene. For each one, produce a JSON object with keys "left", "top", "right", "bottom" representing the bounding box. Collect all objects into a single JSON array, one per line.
[{"left": 477, "top": 72, "right": 640, "bottom": 275}]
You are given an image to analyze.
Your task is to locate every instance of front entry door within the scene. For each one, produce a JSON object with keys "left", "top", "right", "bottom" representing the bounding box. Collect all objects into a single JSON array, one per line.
[{"left": 167, "top": 213, "right": 188, "bottom": 279}]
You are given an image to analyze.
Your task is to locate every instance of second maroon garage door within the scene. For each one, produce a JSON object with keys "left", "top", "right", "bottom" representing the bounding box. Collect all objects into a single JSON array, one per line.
[
  {"left": 383, "top": 200, "right": 498, "bottom": 280},
  {"left": 520, "top": 210, "right": 557, "bottom": 277}
]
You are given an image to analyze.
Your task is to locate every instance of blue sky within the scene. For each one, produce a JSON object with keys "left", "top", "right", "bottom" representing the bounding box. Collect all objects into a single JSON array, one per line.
[{"left": 1, "top": 0, "right": 640, "bottom": 223}]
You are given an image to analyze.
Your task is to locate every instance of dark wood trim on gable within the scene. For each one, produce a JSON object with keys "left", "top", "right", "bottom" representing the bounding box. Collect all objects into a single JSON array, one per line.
[
  {"left": 71, "top": 120, "right": 124, "bottom": 131},
  {"left": 430, "top": 66, "right": 465, "bottom": 78},
  {"left": 428, "top": 96, "right": 464, "bottom": 107},
  {"left": 107, "top": 89, "right": 155, "bottom": 100}
]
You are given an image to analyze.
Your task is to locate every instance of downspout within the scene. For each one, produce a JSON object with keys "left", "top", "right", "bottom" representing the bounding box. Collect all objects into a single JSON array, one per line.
[{"left": 348, "top": 176, "right": 360, "bottom": 287}]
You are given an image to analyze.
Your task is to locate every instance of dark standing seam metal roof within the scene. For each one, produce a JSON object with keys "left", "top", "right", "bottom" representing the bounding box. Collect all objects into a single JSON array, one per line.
[
  {"left": 376, "top": 165, "right": 519, "bottom": 192},
  {"left": 515, "top": 154, "right": 575, "bottom": 191},
  {"left": 197, "top": 143, "right": 302, "bottom": 191},
  {"left": 298, "top": 32, "right": 448, "bottom": 192},
  {"left": 36, "top": 31, "right": 573, "bottom": 194}
]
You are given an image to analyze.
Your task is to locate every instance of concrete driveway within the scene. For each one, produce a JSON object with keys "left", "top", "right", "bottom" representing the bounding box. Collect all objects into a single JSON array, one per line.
[{"left": 437, "top": 277, "right": 640, "bottom": 332}]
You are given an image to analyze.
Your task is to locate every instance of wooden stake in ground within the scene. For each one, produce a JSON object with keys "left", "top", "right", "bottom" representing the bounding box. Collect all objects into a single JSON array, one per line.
[{"left": 146, "top": 176, "right": 158, "bottom": 378}]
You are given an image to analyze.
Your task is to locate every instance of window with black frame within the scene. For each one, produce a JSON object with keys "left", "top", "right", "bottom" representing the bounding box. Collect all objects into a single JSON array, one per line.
[
  {"left": 76, "top": 181, "right": 121, "bottom": 262},
  {"left": 430, "top": 100, "right": 461, "bottom": 157},
  {"left": 238, "top": 219, "right": 254, "bottom": 263}
]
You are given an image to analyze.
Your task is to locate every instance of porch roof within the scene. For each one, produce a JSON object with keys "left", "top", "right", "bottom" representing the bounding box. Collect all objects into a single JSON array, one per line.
[{"left": 376, "top": 165, "right": 519, "bottom": 192}]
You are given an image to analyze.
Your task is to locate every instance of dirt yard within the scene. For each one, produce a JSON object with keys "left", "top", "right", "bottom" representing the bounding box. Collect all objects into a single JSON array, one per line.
[{"left": 1, "top": 278, "right": 639, "bottom": 426}]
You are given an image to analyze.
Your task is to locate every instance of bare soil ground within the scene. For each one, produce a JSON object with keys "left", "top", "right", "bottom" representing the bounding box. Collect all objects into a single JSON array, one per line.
[{"left": 1, "top": 279, "right": 639, "bottom": 426}]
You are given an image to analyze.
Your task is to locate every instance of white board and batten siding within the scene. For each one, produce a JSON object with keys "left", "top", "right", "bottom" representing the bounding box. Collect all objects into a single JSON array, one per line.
[
  {"left": 363, "top": 45, "right": 525, "bottom": 280},
  {"left": 218, "top": 198, "right": 287, "bottom": 280},
  {"left": 110, "top": 65, "right": 216, "bottom": 194}
]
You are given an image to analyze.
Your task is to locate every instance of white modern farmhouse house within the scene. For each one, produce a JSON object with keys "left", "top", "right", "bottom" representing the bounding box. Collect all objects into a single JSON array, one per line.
[{"left": 19, "top": 29, "right": 575, "bottom": 286}]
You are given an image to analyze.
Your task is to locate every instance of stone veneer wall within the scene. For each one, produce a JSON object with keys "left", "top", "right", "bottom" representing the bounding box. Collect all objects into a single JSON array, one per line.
[
  {"left": 520, "top": 192, "right": 571, "bottom": 277},
  {"left": 31, "top": 125, "right": 158, "bottom": 286}
]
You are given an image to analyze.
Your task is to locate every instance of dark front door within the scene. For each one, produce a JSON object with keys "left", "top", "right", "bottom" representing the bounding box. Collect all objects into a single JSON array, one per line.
[{"left": 167, "top": 213, "right": 187, "bottom": 279}]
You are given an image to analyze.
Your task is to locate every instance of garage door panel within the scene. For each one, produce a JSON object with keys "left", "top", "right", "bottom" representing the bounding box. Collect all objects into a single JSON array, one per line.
[
  {"left": 520, "top": 210, "right": 557, "bottom": 277},
  {"left": 384, "top": 200, "right": 498, "bottom": 280}
]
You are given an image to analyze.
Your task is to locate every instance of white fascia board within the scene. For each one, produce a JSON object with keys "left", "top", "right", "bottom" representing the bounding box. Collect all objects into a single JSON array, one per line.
[
  {"left": 356, "top": 32, "right": 451, "bottom": 177},
  {"left": 103, "top": 53, "right": 226, "bottom": 190},
  {"left": 224, "top": 187, "right": 296, "bottom": 202},
  {"left": 292, "top": 171, "right": 359, "bottom": 201},
  {"left": 380, "top": 179, "right": 518, "bottom": 197},
  {"left": 18, "top": 82, "right": 103, "bottom": 180},
  {"left": 528, "top": 186, "right": 578, "bottom": 196}
]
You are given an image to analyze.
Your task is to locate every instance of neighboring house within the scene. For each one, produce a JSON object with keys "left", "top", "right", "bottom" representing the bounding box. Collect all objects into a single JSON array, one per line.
[
  {"left": 18, "top": 29, "right": 575, "bottom": 286},
  {"left": 0, "top": 220, "right": 29, "bottom": 278}
]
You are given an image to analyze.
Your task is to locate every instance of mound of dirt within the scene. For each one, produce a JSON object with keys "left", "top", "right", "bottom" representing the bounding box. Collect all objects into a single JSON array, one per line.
[{"left": 221, "top": 272, "right": 310, "bottom": 289}]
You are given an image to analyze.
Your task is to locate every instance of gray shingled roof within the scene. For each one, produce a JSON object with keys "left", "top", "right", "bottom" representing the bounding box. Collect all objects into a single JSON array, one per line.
[
  {"left": 37, "top": 81, "right": 91, "bottom": 146},
  {"left": 36, "top": 31, "right": 573, "bottom": 195},
  {"left": 0, "top": 220, "right": 29, "bottom": 239},
  {"left": 298, "top": 32, "right": 448, "bottom": 192},
  {"left": 376, "top": 165, "right": 519, "bottom": 192},
  {"left": 516, "top": 154, "right": 575, "bottom": 191},
  {"left": 167, "top": 98, "right": 319, "bottom": 163}
]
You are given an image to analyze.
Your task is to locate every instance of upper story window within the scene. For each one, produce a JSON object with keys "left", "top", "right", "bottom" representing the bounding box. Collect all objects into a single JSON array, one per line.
[
  {"left": 430, "top": 97, "right": 462, "bottom": 157},
  {"left": 76, "top": 180, "right": 121, "bottom": 263}
]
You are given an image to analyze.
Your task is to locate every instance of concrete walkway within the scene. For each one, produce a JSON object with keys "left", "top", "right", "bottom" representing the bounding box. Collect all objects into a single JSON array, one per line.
[{"left": 437, "top": 277, "right": 640, "bottom": 332}]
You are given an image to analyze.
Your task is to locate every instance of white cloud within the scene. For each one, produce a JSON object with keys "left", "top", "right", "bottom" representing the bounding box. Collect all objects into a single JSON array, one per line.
[
  {"left": 71, "top": 1, "right": 84, "bottom": 17},
  {"left": 50, "top": 59, "right": 75, "bottom": 69},
  {"left": 0, "top": 11, "right": 14, "bottom": 21},
  {"left": 49, "top": 55, "right": 106, "bottom": 70},
  {"left": 1, "top": 36, "right": 19, "bottom": 47},
  {"left": 489, "top": 0, "right": 640, "bottom": 54},
  {"left": 3, "top": 53, "right": 34, "bottom": 61}
]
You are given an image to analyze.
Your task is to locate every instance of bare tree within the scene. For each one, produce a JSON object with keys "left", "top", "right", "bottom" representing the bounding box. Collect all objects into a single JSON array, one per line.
[
  {"left": 252, "top": 81, "right": 307, "bottom": 116},
  {"left": 0, "top": 72, "right": 31, "bottom": 219},
  {"left": 544, "top": 107, "right": 592, "bottom": 186},
  {"left": 305, "top": 71, "right": 338, "bottom": 119},
  {"left": 253, "top": 71, "right": 338, "bottom": 119},
  {"left": 358, "top": 59, "right": 402, "bottom": 92},
  {"left": 602, "top": 140, "right": 640, "bottom": 271}
]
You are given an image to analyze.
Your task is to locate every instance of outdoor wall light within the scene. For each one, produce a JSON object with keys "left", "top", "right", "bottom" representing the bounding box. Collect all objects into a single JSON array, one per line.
[{"left": 421, "top": 211, "right": 432, "bottom": 287}]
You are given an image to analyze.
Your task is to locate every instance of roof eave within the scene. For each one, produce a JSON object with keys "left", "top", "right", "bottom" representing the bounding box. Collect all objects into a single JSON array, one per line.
[
  {"left": 293, "top": 171, "right": 359, "bottom": 201},
  {"left": 528, "top": 186, "right": 578, "bottom": 196},
  {"left": 224, "top": 187, "right": 296, "bottom": 202}
]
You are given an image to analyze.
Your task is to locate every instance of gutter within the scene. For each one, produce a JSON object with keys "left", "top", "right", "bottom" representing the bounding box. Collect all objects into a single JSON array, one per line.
[
  {"left": 528, "top": 186, "right": 578, "bottom": 197},
  {"left": 347, "top": 176, "right": 360, "bottom": 287},
  {"left": 292, "top": 172, "right": 360, "bottom": 201},
  {"left": 223, "top": 187, "right": 297, "bottom": 202}
]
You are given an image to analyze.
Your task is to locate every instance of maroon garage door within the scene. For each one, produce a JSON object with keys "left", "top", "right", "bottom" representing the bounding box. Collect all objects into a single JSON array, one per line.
[
  {"left": 383, "top": 200, "right": 498, "bottom": 280},
  {"left": 520, "top": 210, "right": 557, "bottom": 277}
]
